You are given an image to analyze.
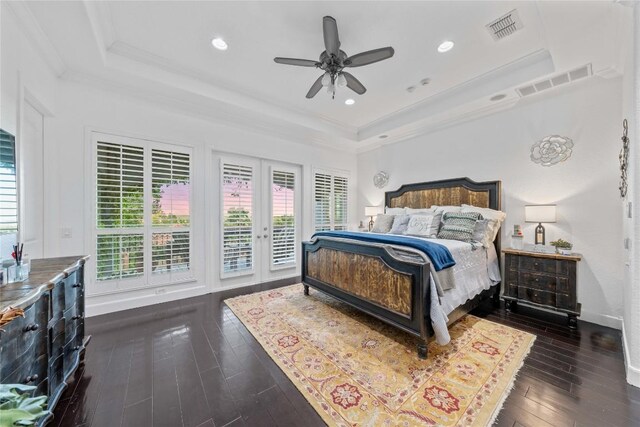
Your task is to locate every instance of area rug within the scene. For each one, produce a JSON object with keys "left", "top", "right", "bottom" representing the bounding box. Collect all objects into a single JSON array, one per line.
[{"left": 225, "top": 284, "right": 535, "bottom": 426}]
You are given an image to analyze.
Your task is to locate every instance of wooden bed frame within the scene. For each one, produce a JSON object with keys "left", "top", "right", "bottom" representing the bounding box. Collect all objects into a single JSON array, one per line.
[{"left": 301, "top": 177, "right": 502, "bottom": 359}]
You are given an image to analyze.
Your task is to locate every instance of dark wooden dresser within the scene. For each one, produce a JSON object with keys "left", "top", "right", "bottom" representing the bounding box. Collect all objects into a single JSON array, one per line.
[
  {"left": 0, "top": 256, "right": 89, "bottom": 426},
  {"left": 502, "top": 248, "right": 582, "bottom": 329}
]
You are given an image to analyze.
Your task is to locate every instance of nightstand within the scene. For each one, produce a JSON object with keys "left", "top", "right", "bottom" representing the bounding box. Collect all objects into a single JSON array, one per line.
[{"left": 502, "top": 248, "right": 582, "bottom": 329}]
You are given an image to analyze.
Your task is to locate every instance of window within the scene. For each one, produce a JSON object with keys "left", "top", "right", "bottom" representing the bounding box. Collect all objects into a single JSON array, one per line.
[
  {"left": 313, "top": 171, "right": 349, "bottom": 232},
  {"left": 94, "top": 136, "right": 192, "bottom": 286},
  {"left": 271, "top": 169, "right": 296, "bottom": 267},
  {"left": 221, "top": 162, "right": 254, "bottom": 276},
  {"left": 0, "top": 130, "right": 17, "bottom": 235}
]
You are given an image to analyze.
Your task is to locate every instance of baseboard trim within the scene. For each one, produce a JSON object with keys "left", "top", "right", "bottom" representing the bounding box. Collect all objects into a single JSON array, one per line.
[
  {"left": 622, "top": 321, "right": 640, "bottom": 387},
  {"left": 579, "top": 310, "right": 623, "bottom": 330}
]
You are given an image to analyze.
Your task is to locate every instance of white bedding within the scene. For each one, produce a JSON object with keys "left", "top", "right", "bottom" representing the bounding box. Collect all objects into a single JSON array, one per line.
[{"left": 383, "top": 235, "right": 500, "bottom": 345}]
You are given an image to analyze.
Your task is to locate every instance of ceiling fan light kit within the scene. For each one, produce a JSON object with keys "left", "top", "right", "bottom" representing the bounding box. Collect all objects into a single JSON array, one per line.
[{"left": 274, "top": 16, "right": 395, "bottom": 99}]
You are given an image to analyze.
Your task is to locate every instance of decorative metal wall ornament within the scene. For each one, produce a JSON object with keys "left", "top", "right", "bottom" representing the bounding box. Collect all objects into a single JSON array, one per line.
[
  {"left": 619, "top": 119, "right": 630, "bottom": 198},
  {"left": 373, "top": 171, "right": 389, "bottom": 189},
  {"left": 530, "top": 135, "right": 574, "bottom": 166}
]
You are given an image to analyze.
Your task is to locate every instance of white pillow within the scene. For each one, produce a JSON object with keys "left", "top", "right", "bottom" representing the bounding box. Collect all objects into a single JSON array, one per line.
[
  {"left": 405, "top": 207, "right": 436, "bottom": 215},
  {"left": 371, "top": 214, "right": 395, "bottom": 233},
  {"left": 472, "top": 219, "right": 494, "bottom": 247},
  {"left": 385, "top": 207, "right": 406, "bottom": 215},
  {"left": 389, "top": 214, "right": 411, "bottom": 234},
  {"left": 462, "top": 205, "right": 506, "bottom": 243},
  {"left": 405, "top": 213, "right": 442, "bottom": 238},
  {"left": 432, "top": 205, "right": 463, "bottom": 214}
]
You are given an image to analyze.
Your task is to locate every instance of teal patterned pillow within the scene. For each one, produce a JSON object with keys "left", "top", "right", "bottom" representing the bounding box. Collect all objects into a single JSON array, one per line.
[{"left": 437, "top": 211, "right": 483, "bottom": 242}]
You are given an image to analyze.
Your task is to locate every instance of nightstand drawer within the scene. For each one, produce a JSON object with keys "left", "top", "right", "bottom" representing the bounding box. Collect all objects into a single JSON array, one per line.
[
  {"left": 518, "top": 272, "right": 568, "bottom": 293},
  {"left": 517, "top": 287, "right": 556, "bottom": 306},
  {"left": 519, "top": 256, "right": 568, "bottom": 275}
]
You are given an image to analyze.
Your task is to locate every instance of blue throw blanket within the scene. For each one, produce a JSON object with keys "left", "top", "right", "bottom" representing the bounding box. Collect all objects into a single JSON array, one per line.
[{"left": 311, "top": 231, "right": 455, "bottom": 271}]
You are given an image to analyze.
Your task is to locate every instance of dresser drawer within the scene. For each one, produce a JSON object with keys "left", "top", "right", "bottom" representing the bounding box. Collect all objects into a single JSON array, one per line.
[
  {"left": 18, "top": 297, "right": 48, "bottom": 357},
  {"left": 50, "top": 317, "right": 66, "bottom": 361},
  {"left": 51, "top": 280, "right": 65, "bottom": 321},
  {"left": 64, "top": 271, "right": 82, "bottom": 311},
  {"left": 517, "top": 286, "right": 556, "bottom": 306},
  {"left": 556, "top": 293, "right": 577, "bottom": 311},
  {"left": 519, "top": 256, "right": 568, "bottom": 275},
  {"left": 518, "top": 271, "right": 553, "bottom": 291}
]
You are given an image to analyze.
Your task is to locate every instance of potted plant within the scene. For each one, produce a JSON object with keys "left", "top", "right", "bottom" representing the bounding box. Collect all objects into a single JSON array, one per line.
[
  {"left": 0, "top": 384, "right": 50, "bottom": 427},
  {"left": 550, "top": 239, "right": 573, "bottom": 255}
]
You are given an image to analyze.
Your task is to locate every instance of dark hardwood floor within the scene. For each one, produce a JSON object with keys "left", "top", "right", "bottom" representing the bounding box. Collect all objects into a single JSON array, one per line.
[{"left": 52, "top": 280, "right": 640, "bottom": 427}]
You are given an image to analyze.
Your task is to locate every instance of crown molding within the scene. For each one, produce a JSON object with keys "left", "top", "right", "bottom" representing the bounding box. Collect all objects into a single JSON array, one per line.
[
  {"left": 62, "top": 70, "right": 357, "bottom": 154},
  {"left": 355, "top": 97, "right": 519, "bottom": 154},
  {"left": 357, "top": 49, "right": 554, "bottom": 141},
  {"left": 105, "top": 41, "right": 358, "bottom": 140},
  {"left": 82, "top": 0, "right": 117, "bottom": 64},
  {"left": 4, "top": 1, "right": 66, "bottom": 77}
]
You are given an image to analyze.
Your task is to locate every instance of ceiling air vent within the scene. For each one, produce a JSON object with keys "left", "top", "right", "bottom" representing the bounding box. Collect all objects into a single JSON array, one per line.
[
  {"left": 486, "top": 10, "right": 523, "bottom": 41},
  {"left": 516, "top": 64, "right": 592, "bottom": 98}
]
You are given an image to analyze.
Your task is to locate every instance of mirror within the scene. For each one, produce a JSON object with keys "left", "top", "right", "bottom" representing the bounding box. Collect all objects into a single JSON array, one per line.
[{"left": 0, "top": 129, "right": 17, "bottom": 237}]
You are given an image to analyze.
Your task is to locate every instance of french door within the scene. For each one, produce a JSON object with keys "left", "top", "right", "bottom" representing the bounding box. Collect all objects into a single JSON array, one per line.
[{"left": 216, "top": 154, "right": 301, "bottom": 287}]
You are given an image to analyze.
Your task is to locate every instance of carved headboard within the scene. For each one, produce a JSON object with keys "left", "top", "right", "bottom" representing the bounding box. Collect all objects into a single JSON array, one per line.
[{"left": 385, "top": 177, "right": 501, "bottom": 212}]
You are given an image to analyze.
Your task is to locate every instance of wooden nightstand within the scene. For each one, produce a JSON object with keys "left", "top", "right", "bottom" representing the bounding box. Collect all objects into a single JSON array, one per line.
[{"left": 502, "top": 248, "right": 582, "bottom": 329}]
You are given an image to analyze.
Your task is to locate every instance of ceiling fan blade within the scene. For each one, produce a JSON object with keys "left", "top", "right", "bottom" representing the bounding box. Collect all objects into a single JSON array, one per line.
[
  {"left": 274, "top": 57, "right": 320, "bottom": 67},
  {"left": 345, "top": 47, "right": 395, "bottom": 67},
  {"left": 306, "top": 74, "right": 324, "bottom": 99},
  {"left": 323, "top": 16, "right": 340, "bottom": 56},
  {"left": 342, "top": 72, "right": 366, "bottom": 95}
]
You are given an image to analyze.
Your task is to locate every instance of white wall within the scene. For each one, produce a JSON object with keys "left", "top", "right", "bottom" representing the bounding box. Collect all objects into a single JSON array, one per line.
[
  {"left": 621, "top": 4, "right": 640, "bottom": 388},
  {"left": 44, "top": 78, "right": 357, "bottom": 316},
  {"left": 0, "top": 3, "right": 58, "bottom": 260},
  {"left": 358, "top": 77, "right": 624, "bottom": 329}
]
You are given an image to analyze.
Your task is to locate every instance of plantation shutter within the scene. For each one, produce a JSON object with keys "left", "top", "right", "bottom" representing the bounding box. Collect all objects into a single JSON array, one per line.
[
  {"left": 271, "top": 169, "right": 296, "bottom": 267},
  {"left": 333, "top": 176, "right": 348, "bottom": 230},
  {"left": 0, "top": 130, "right": 17, "bottom": 234},
  {"left": 222, "top": 163, "right": 254, "bottom": 275},
  {"left": 95, "top": 141, "right": 145, "bottom": 281},
  {"left": 151, "top": 149, "right": 191, "bottom": 276},
  {"left": 313, "top": 173, "right": 332, "bottom": 231},
  {"left": 313, "top": 171, "right": 348, "bottom": 231}
]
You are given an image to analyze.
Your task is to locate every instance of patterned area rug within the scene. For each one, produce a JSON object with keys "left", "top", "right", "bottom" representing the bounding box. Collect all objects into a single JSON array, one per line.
[{"left": 226, "top": 284, "right": 535, "bottom": 426}]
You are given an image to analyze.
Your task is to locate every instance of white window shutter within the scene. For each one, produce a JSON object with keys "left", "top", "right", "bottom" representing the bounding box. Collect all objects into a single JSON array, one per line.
[
  {"left": 271, "top": 169, "right": 296, "bottom": 267},
  {"left": 222, "top": 163, "right": 254, "bottom": 275}
]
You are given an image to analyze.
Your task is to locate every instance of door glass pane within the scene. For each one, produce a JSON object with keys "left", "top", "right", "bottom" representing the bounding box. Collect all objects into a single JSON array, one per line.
[
  {"left": 314, "top": 173, "right": 331, "bottom": 231},
  {"left": 222, "top": 163, "right": 253, "bottom": 274},
  {"left": 271, "top": 170, "right": 295, "bottom": 267}
]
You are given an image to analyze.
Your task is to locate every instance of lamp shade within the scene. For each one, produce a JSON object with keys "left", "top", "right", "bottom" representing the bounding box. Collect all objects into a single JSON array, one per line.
[
  {"left": 525, "top": 205, "right": 556, "bottom": 223},
  {"left": 365, "top": 206, "right": 381, "bottom": 217}
]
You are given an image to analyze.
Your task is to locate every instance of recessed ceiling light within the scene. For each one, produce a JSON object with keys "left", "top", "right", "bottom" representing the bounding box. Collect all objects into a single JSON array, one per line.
[
  {"left": 211, "top": 37, "right": 228, "bottom": 51},
  {"left": 437, "top": 40, "right": 455, "bottom": 53},
  {"left": 490, "top": 94, "right": 507, "bottom": 101},
  {"left": 420, "top": 78, "right": 431, "bottom": 86},
  {"left": 406, "top": 86, "right": 416, "bottom": 93},
  {"left": 345, "top": 98, "right": 355, "bottom": 105},
  {"left": 379, "top": 134, "right": 388, "bottom": 139}
]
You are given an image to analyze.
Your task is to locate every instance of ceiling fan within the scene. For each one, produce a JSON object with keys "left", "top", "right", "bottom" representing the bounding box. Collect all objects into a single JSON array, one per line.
[{"left": 274, "top": 16, "right": 395, "bottom": 99}]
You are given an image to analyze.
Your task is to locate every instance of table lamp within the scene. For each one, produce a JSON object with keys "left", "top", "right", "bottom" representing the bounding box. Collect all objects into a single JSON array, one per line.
[
  {"left": 525, "top": 205, "right": 556, "bottom": 245},
  {"left": 365, "top": 206, "right": 381, "bottom": 231}
]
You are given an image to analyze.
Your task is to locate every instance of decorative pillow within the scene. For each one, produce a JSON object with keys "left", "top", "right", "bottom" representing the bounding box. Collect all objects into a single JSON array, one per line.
[
  {"left": 438, "top": 212, "right": 483, "bottom": 242},
  {"left": 405, "top": 213, "right": 442, "bottom": 238},
  {"left": 461, "top": 205, "right": 506, "bottom": 242},
  {"left": 389, "top": 214, "right": 411, "bottom": 235},
  {"left": 385, "top": 207, "right": 406, "bottom": 215},
  {"left": 371, "top": 214, "right": 395, "bottom": 233},
  {"left": 472, "top": 219, "right": 494, "bottom": 247}
]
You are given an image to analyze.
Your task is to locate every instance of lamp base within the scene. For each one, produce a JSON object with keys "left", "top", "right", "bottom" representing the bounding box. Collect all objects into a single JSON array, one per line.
[
  {"left": 368, "top": 216, "right": 375, "bottom": 232},
  {"left": 535, "top": 223, "right": 546, "bottom": 245}
]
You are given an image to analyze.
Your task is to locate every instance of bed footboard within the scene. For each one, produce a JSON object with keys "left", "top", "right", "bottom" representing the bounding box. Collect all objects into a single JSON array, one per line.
[{"left": 301, "top": 237, "right": 432, "bottom": 358}]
